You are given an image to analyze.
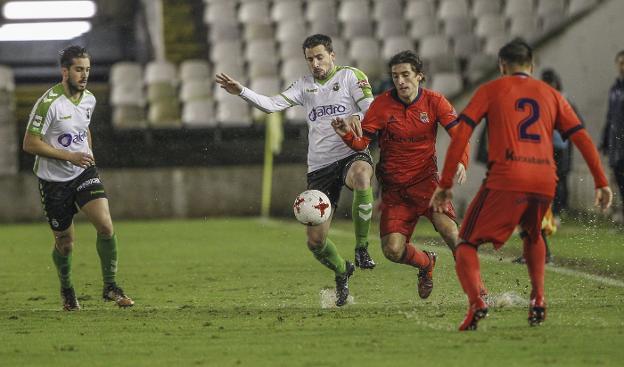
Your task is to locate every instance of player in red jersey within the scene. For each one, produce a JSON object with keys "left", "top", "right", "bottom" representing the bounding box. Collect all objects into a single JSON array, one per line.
[
  {"left": 431, "top": 39, "right": 613, "bottom": 330},
  {"left": 332, "top": 50, "right": 470, "bottom": 299}
]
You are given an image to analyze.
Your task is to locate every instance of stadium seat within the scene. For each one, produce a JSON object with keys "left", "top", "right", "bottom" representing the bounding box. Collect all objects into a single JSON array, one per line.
[
  {"left": 372, "top": 0, "right": 403, "bottom": 21},
  {"left": 483, "top": 35, "right": 509, "bottom": 57},
  {"left": 182, "top": 100, "right": 216, "bottom": 127},
  {"left": 148, "top": 98, "right": 182, "bottom": 128},
  {"left": 452, "top": 34, "right": 480, "bottom": 59},
  {"left": 111, "top": 83, "right": 145, "bottom": 107},
  {"left": 466, "top": 53, "right": 497, "bottom": 83},
  {"left": 408, "top": 17, "right": 438, "bottom": 40},
  {"left": 382, "top": 36, "right": 415, "bottom": 60},
  {"left": 430, "top": 72, "right": 463, "bottom": 96},
  {"left": 179, "top": 59, "right": 211, "bottom": 83},
  {"left": 203, "top": 1, "right": 237, "bottom": 24},
  {"left": 180, "top": 81, "right": 212, "bottom": 103},
  {"left": 342, "top": 19, "right": 374, "bottom": 38},
  {"left": 504, "top": 0, "right": 535, "bottom": 17},
  {"left": 509, "top": 16, "right": 541, "bottom": 42},
  {"left": 113, "top": 106, "right": 147, "bottom": 130},
  {"left": 537, "top": 0, "right": 566, "bottom": 17},
  {"left": 281, "top": 58, "right": 309, "bottom": 84},
  {"left": 438, "top": 0, "right": 470, "bottom": 21},
  {"left": 147, "top": 82, "right": 177, "bottom": 103},
  {"left": 271, "top": 0, "right": 303, "bottom": 22},
  {"left": 208, "top": 22, "right": 241, "bottom": 43},
  {"left": 145, "top": 61, "right": 177, "bottom": 85},
  {"left": 475, "top": 14, "right": 507, "bottom": 39},
  {"left": 216, "top": 99, "right": 252, "bottom": 127},
  {"left": 305, "top": 0, "right": 336, "bottom": 22},
  {"left": 442, "top": 17, "right": 473, "bottom": 38},
  {"left": 418, "top": 35, "right": 451, "bottom": 59},
  {"left": 338, "top": 0, "right": 371, "bottom": 22},
  {"left": 245, "top": 39, "right": 278, "bottom": 65},
  {"left": 404, "top": 0, "right": 435, "bottom": 19},
  {"left": 376, "top": 20, "right": 407, "bottom": 39},
  {"left": 276, "top": 20, "right": 309, "bottom": 43},
  {"left": 243, "top": 22, "right": 274, "bottom": 41},
  {"left": 210, "top": 40, "right": 244, "bottom": 65},
  {"left": 309, "top": 18, "right": 340, "bottom": 37},
  {"left": 471, "top": 0, "right": 501, "bottom": 17},
  {"left": 239, "top": 1, "right": 271, "bottom": 25},
  {"left": 110, "top": 62, "right": 142, "bottom": 86},
  {"left": 568, "top": 0, "right": 598, "bottom": 15}
]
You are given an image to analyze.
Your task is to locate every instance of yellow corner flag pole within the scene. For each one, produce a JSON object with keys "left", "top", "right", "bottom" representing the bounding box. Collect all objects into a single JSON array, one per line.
[{"left": 261, "top": 112, "right": 283, "bottom": 217}]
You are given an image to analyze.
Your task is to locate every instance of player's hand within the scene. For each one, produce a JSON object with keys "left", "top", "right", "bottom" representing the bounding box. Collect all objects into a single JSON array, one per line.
[
  {"left": 215, "top": 73, "right": 243, "bottom": 95},
  {"left": 345, "top": 114, "right": 363, "bottom": 138},
  {"left": 594, "top": 186, "right": 613, "bottom": 212},
  {"left": 430, "top": 186, "right": 453, "bottom": 213},
  {"left": 455, "top": 163, "right": 467, "bottom": 185},
  {"left": 67, "top": 152, "right": 95, "bottom": 168},
  {"left": 331, "top": 117, "right": 350, "bottom": 137}
]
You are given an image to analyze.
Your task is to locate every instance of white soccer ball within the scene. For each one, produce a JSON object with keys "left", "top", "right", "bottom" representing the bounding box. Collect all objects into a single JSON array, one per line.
[{"left": 293, "top": 190, "right": 332, "bottom": 226}]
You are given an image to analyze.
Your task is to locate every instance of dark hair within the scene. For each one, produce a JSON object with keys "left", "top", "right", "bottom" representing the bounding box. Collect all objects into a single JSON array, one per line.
[
  {"left": 541, "top": 68, "right": 562, "bottom": 90},
  {"left": 388, "top": 50, "right": 426, "bottom": 82},
  {"left": 302, "top": 34, "right": 333, "bottom": 53},
  {"left": 59, "top": 45, "right": 90, "bottom": 69},
  {"left": 498, "top": 38, "right": 533, "bottom": 66},
  {"left": 616, "top": 50, "right": 624, "bottom": 61}
]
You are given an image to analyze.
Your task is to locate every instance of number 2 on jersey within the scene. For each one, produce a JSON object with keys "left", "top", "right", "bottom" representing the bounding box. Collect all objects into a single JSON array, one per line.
[{"left": 515, "top": 98, "right": 540, "bottom": 142}]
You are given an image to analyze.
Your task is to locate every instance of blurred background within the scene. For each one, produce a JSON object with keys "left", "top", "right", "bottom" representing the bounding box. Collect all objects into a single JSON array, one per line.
[{"left": 0, "top": 0, "right": 622, "bottom": 223}]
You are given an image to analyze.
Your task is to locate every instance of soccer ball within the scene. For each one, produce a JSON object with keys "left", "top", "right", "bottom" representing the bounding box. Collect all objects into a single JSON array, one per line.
[{"left": 293, "top": 190, "right": 332, "bottom": 226}]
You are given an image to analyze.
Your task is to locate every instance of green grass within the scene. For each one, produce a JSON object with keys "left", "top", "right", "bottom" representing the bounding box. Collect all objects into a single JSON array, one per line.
[{"left": 1, "top": 218, "right": 623, "bottom": 366}]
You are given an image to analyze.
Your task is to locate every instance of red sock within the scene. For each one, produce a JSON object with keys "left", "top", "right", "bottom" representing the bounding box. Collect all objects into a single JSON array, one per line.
[
  {"left": 523, "top": 233, "right": 546, "bottom": 305},
  {"left": 455, "top": 243, "right": 482, "bottom": 306},
  {"left": 401, "top": 243, "right": 430, "bottom": 268}
]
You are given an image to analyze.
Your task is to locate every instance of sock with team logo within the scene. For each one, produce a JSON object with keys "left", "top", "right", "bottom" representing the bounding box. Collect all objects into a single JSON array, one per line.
[
  {"left": 352, "top": 188, "right": 373, "bottom": 249},
  {"left": 52, "top": 247, "right": 73, "bottom": 289},
  {"left": 96, "top": 233, "right": 118, "bottom": 285},
  {"left": 311, "top": 238, "right": 347, "bottom": 275}
]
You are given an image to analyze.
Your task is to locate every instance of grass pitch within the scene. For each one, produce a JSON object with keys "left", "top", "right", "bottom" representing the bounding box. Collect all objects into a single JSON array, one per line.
[{"left": 1, "top": 217, "right": 623, "bottom": 366}]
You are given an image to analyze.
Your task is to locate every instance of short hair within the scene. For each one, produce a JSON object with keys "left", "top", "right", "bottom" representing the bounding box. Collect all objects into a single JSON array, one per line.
[
  {"left": 541, "top": 68, "right": 562, "bottom": 91},
  {"left": 498, "top": 38, "right": 533, "bottom": 66},
  {"left": 302, "top": 34, "right": 333, "bottom": 54},
  {"left": 59, "top": 45, "right": 90, "bottom": 69},
  {"left": 616, "top": 50, "right": 624, "bottom": 61},
  {"left": 388, "top": 50, "right": 426, "bottom": 82}
]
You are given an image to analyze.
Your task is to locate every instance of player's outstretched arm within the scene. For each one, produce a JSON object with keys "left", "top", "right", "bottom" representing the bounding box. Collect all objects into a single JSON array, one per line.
[{"left": 215, "top": 73, "right": 243, "bottom": 95}]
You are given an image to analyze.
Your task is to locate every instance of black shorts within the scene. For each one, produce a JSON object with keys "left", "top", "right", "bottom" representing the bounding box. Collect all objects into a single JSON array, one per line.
[
  {"left": 306, "top": 151, "right": 373, "bottom": 208},
  {"left": 38, "top": 166, "right": 107, "bottom": 231}
]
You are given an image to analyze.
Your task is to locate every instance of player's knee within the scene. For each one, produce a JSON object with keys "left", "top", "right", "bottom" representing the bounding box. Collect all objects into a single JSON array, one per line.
[
  {"left": 96, "top": 221, "right": 114, "bottom": 238},
  {"left": 55, "top": 234, "right": 74, "bottom": 255},
  {"left": 382, "top": 242, "right": 403, "bottom": 263}
]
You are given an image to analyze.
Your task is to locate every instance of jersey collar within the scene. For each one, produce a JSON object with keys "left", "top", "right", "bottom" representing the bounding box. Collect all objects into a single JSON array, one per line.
[
  {"left": 314, "top": 65, "right": 338, "bottom": 85},
  {"left": 390, "top": 87, "right": 422, "bottom": 107}
]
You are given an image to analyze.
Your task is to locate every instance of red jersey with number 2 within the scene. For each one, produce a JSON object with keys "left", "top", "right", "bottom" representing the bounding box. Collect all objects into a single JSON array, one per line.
[{"left": 459, "top": 73, "right": 583, "bottom": 196}]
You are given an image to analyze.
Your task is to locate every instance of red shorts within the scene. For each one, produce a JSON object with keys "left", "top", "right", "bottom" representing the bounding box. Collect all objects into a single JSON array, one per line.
[
  {"left": 379, "top": 176, "right": 456, "bottom": 239},
  {"left": 459, "top": 186, "right": 552, "bottom": 249}
]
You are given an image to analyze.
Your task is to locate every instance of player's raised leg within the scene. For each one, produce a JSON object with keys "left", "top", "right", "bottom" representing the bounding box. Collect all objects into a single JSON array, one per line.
[
  {"left": 81, "top": 198, "right": 134, "bottom": 307},
  {"left": 307, "top": 217, "right": 354, "bottom": 307},
  {"left": 345, "top": 158, "right": 375, "bottom": 269},
  {"left": 52, "top": 225, "right": 80, "bottom": 311}
]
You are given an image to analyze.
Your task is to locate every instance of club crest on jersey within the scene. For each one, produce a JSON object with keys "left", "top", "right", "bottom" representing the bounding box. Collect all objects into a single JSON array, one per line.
[
  {"left": 332, "top": 82, "right": 340, "bottom": 91},
  {"left": 419, "top": 112, "right": 429, "bottom": 124}
]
